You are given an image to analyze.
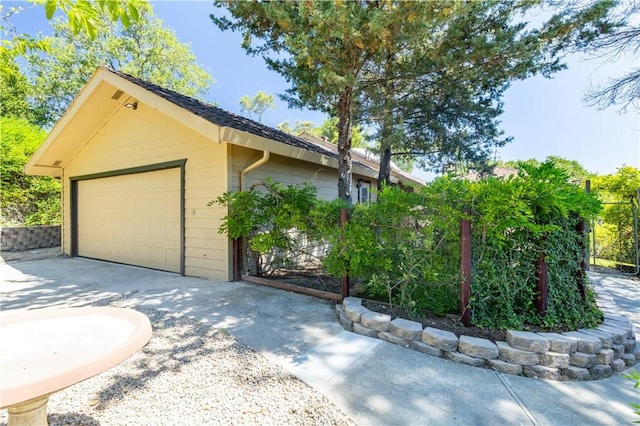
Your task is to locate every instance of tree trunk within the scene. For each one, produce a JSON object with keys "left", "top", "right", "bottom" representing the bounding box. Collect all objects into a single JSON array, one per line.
[
  {"left": 378, "top": 144, "right": 392, "bottom": 190},
  {"left": 377, "top": 55, "right": 394, "bottom": 191},
  {"left": 337, "top": 89, "right": 353, "bottom": 203},
  {"left": 377, "top": 102, "right": 394, "bottom": 190}
]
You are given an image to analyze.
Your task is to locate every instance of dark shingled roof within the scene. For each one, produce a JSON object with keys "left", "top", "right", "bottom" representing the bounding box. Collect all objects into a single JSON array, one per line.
[{"left": 110, "top": 69, "right": 342, "bottom": 160}]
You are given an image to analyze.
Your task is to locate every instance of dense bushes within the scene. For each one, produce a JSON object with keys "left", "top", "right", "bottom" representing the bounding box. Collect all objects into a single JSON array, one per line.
[
  {"left": 468, "top": 162, "right": 602, "bottom": 329},
  {"left": 323, "top": 179, "right": 465, "bottom": 316},
  {"left": 1, "top": 117, "right": 61, "bottom": 226},
  {"left": 214, "top": 161, "right": 603, "bottom": 330},
  {"left": 211, "top": 179, "right": 345, "bottom": 276},
  {"left": 591, "top": 166, "right": 640, "bottom": 267}
]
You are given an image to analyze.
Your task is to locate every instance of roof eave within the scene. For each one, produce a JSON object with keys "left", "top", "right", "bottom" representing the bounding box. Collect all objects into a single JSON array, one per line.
[
  {"left": 23, "top": 67, "right": 110, "bottom": 176},
  {"left": 221, "top": 126, "right": 335, "bottom": 167},
  {"left": 23, "top": 67, "right": 224, "bottom": 177}
]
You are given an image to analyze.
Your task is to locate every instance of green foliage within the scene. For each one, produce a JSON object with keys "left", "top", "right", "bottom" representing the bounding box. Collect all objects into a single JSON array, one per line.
[
  {"left": 498, "top": 156, "right": 594, "bottom": 183},
  {"left": 212, "top": 0, "right": 410, "bottom": 201},
  {"left": 276, "top": 120, "right": 316, "bottom": 136},
  {"left": 316, "top": 117, "right": 369, "bottom": 150},
  {"left": 591, "top": 166, "right": 640, "bottom": 265},
  {"left": 584, "top": 1, "right": 640, "bottom": 112},
  {"left": 389, "top": 0, "right": 615, "bottom": 178},
  {"left": 40, "top": 0, "right": 144, "bottom": 38},
  {"left": 330, "top": 183, "right": 463, "bottom": 315},
  {"left": 25, "top": 4, "right": 214, "bottom": 127},
  {"left": 594, "top": 166, "right": 640, "bottom": 200},
  {"left": 214, "top": 161, "right": 603, "bottom": 329},
  {"left": 0, "top": 117, "right": 60, "bottom": 225},
  {"left": 543, "top": 216, "right": 603, "bottom": 327},
  {"left": 214, "top": 0, "right": 616, "bottom": 200},
  {"left": 0, "top": 63, "right": 36, "bottom": 123},
  {"left": 277, "top": 117, "right": 370, "bottom": 150},
  {"left": 210, "top": 179, "right": 341, "bottom": 276},
  {"left": 475, "top": 161, "right": 601, "bottom": 234},
  {"left": 623, "top": 369, "right": 640, "bottom": 420},
  {"left": 1, "top": 0, "right": 144, "bottom": 80},
  {"left": 239, "top": 91, "right": 275, "bottom": 123},
  {"left": 469, "top": 161, "right": 602, "bottom": 329},
  {"left": 329, "top": 161, "right": 601, "bottom": 326}
]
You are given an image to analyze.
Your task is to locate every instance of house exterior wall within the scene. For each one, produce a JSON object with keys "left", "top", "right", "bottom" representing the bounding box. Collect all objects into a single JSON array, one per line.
[
  {"left": 230, "top": 145, "right": 378, "bottom": 202},
  {"left": 62, "top": 102, "right": 231, "bottom": 281}
]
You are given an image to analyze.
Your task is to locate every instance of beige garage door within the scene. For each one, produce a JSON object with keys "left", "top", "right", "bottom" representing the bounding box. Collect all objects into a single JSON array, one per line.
[{"left": 77, "top": 168, "right": 181, "bottom": 272}]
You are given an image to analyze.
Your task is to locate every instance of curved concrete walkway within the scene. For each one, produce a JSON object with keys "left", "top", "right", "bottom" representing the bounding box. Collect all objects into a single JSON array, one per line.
[{"left": 1, "top": 257, "right": 638, "bottom": 425}]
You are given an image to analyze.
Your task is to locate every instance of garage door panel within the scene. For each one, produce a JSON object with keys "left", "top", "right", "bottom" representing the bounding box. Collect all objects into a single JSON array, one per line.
[
  {"left": 77, "top": 168, "right": 181, "bottom": 272},
  {"left": 165, "top": 221, "right": 181, "bottom": 241}
]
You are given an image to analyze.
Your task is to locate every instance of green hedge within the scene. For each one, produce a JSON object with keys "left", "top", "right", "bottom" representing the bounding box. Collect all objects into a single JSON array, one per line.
[
  {"left": 1, "top": 117, "right": 61, "bottom": 226},
  {"left": 213, "top": 161, "right": 603, "bottom": 330}
]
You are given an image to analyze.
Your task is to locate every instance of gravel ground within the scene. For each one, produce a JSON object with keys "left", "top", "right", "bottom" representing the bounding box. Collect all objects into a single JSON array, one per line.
[
  {"left": 1, "top": 249, "right": 353, "bottom": 425},
  {"left": 0, "top": 246, "right": 64, "bottom": 263},
  {"left": 0, "top": 303, "right": 354, "bottom": 426}
]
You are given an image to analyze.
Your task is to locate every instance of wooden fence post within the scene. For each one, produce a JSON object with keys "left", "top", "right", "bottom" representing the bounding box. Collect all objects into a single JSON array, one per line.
[
  {"left": 576, "top": 219, "right": 587, "bottom": 302},
  {"left": 535, "top": 253, "right": 548, "bottom": 316},
  {"left": 340, "top": 208, "right": 350, "bottom": 301},
  {"left": 460, "top": 214, "right": 471, "bottom": 327},
  {"left": 232, "top": 238, "right": 241, "bottom": 281},
  {"left": 584, "top": 180, "right": 591, "bottom": 272}
]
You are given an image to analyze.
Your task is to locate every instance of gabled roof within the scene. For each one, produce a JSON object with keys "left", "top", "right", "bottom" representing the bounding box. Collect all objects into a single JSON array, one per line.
[
  {"left": 460, "top": 166, "right": 518, "bottom": 181},
  {"left": 25, "top": 67, "right": 424, "bottom": 186},
  {"left": 297, "top": 132, "right": 424, "bottom": 185},
  {"left": 111, "top": 69, "right": 339, "bottom": 160}
]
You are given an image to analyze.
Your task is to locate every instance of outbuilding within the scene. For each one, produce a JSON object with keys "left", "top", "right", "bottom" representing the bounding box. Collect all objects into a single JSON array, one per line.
[{"left": 25, "top": 67, "right": 423, "bottom": 280}]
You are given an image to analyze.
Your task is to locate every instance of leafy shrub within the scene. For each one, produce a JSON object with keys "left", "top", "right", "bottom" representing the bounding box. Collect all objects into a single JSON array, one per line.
[
  {"left": 623, "top": 369, "right": 640, "bottom": 419},
  {"left": 214, "top": 160, "right": 603, "bottom": 330},
  {"left": 591, "top": 166, "right": 640, "bottom": 267},
  {"left": 468, "top": 162, "right": 602, "bottom": 329},
  {"left": 210, "top": 179, "right": 346, "bottom": 276},
  {"left": 1, "top": 117, "right": 61, "bottom": 226},
  {"left": 324, "top": 182, "right": 464, "bottom": 315}
]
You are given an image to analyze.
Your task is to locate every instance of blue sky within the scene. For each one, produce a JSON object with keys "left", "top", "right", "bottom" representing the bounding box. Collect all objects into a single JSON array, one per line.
[{"left": 7, "top": 0, "right": 640, "bottom": 179}]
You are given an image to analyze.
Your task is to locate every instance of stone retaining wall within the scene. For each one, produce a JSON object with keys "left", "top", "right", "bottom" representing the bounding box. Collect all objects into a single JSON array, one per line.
[
  {"left": 337, "top": 297, "right": 640, "bottom": 381},
  {"left": 0, "top": 226, "right": 61, "bottom": 252}
]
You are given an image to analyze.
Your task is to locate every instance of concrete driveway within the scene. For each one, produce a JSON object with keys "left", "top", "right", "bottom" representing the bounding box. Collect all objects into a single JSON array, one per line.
[{"left": 1, "top": 257, "right": 639, "bottom": 425}]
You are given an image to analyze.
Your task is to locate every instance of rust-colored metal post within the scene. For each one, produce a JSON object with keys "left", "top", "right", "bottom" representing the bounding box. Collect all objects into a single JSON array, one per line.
[
  {"left": 535, "top": 254, "right": 548, "bottom": 316},
  {"left": 584, "top": 180, "right": 592, "bottom": 272},
  {"left": 340, "top": 208, "right": 350, "bottom": 301},
  {"left": 460, "top": 215, "right": 472, "bottom": 327},
  {"left": 232, "top": 238, "right": 241, "bottom": 281},
  {"left": 576, "top": 220, "right": 587, "bottom": 302}
]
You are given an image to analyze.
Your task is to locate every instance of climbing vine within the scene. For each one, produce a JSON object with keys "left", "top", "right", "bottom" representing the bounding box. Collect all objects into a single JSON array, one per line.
[
  {"left": 213, "top": 161, "right": 603, "bottom": 330},
  {"left": 468, "top": 162, "right": 602, "bottom": 329}
]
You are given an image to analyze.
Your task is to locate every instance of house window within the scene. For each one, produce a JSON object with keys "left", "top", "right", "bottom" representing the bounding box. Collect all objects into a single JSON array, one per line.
[{"left": 357, "top": 180, "right": 371, "bottom": 203}]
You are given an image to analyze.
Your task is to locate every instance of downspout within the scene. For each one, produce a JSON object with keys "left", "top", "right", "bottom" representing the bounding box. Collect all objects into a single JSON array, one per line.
[
  {"left": 235, "top": 150, "right": 270, "bottom": 281},
  {"left": 240, "top": 150, "right": 270, "bottom": 191}
]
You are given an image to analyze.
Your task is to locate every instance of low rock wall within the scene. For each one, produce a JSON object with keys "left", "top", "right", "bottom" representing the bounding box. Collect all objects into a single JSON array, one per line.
[
  {"left": 0, "top": 226, "right": 61, "bottom": 252},
  {"left": 337, "top": 297, "right": 640, "bottom": 381}
]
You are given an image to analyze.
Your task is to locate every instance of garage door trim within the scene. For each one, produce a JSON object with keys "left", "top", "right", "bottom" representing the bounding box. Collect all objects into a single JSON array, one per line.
[{"left": 70, "top": 159, "right": 186, "bottom": 275}]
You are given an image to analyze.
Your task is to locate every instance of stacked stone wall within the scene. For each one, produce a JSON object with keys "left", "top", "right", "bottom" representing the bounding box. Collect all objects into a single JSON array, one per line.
[
  {"left": 337, "top": 297, "right": 639, "bottom": 381},
  {"left": 0, "top": 226, "right": 61, "bottom": 252}
]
